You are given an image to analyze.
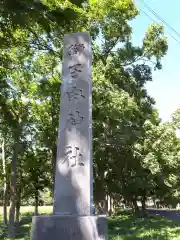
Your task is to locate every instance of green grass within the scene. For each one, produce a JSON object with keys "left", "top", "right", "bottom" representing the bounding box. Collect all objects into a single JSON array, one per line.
[
  {"left": 1, "top": 207, "right": 180, "bottom": 239},
  {"left": 0, "top": 206, "right": 52, "bottom": 240},
  {"left": 109, "top": 212, "right": 180, "bottom": 240}
]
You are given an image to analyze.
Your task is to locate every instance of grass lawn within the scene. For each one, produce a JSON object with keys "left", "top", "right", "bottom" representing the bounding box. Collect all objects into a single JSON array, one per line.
[{"left": 1, "top": 207, "right": 180, "bottom": 239}]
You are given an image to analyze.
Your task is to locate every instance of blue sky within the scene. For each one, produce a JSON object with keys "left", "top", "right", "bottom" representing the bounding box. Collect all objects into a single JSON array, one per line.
[{"left": 131, "top": 0, "right": 180, "bottom": 122}]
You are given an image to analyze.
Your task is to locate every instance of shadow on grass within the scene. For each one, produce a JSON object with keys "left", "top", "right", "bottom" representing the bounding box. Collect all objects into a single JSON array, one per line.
[
  {"left": 0, "top": 213, "right": 32, "bottom": 240},
  {"left": 109, "top": 211, "right": 180, "bottom": 240},
  {"left": 0, "top": 219, "right": 7, "bottom": 239},
  {"left": 15, "top": 213, "right": 32, "bottom": 239}
]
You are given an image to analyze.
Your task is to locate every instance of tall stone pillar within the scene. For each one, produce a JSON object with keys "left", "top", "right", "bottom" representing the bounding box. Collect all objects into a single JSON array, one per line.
[
  {"left": 31, "top": 32, "right": 107, "bottom": 240},
  {"left": 53, "top": 32, "right": 93, "bottom": 216}
]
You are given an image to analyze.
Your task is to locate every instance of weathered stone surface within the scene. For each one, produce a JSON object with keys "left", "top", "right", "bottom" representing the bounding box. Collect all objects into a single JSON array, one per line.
[
  {"left": 30, "top": 32, "right": 108, "bottom": 240},
  {"left": 53, "top": 32, "right": 93, "bottom": 216},
  {"left": 31, "top": 215, "right": 107, "bottom": 240}
]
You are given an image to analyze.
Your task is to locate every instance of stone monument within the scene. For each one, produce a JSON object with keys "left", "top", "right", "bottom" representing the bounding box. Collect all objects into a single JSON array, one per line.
[{"left": 31, "top": 32, "right": 107, "bottom": 240}]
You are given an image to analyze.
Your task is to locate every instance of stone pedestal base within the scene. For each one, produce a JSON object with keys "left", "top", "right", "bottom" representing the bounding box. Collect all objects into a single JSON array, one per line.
[{"left": 31, "top": 215, "right": 107, "bottom": 240}]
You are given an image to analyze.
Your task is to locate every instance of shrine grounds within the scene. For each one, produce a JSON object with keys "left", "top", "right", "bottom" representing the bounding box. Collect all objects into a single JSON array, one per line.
[{"left": 1, "top": 207, "right": 180, "bottom": 239}]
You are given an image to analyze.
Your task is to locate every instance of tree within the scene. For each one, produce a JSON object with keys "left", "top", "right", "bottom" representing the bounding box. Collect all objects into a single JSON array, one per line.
[
  {"left": 22, "top": 149, "right": 51, "bottom": 215},
  {"left": 90, "top": 0, "right": 167, "bottom": 212}
]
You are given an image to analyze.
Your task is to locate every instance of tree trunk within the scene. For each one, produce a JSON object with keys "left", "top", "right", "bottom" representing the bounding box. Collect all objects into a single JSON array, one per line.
[
  {"left": 51, "top": 146, "right": 57, "bottom": 195},
  {"left": 108, "top": 195, "right": 115, "bottom": 215},
  {"left": 108, "top": 195, "right": 112, "bottom": 216},
  {"left": 15, "top": 204, "right": 20, "bottom": 226},
  {"left": 15, "top": 189, "right": 21, "bottom": 225},
  {"left": 141, "top": 196, "right": 147, "bottom": 217},
  {"left": 95, "top": 191, "right": 108, "bottom": 214},
  {"left": 16, "top": 159, "right": 22, "bottom": 225},
  {"left": 131, "top": 198, "right": 139, "bottom": 215},
  {"left": 34, "top": 190, "right": 39, "bottom": 216},
  {"left": 142, "top": 197, "right": 146, "bottom": 211},
  {"left": 51, "top": 92, "right": 57, "bottom": 196},
  {"left": 1, "top": 138, "right": 8, "bottom": 225},
  {"left": 7, "top": 137, "right": 19, "bottom": 238},
  {"left": 3, "top": 182, "right": 8, "bottom": 225},
  {"left": 153, "top": 198, "right": 156, "bottom": 208}
]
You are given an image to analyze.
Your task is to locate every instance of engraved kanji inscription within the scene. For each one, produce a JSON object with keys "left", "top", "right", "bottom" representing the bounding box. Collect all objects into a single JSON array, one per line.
[
  {"left": 68, "top": 110, "right": 84, "bottom": 125},
  {"left": 68, "top": 44, "right": 85, "bottom": 56},
  {"left": 68, "top": 64, "right": 83, "bottom": 79},
  {"left": 66, "top": 86, "right": 86, "bottom": 102},
  {"left": 62, "top": 145, "right": 84, "bottom": 167}
]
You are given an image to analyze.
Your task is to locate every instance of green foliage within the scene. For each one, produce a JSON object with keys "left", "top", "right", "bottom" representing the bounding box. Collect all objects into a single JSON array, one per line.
[{"left": 143, "top": 24, "right": 168, "bottom": 69}]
